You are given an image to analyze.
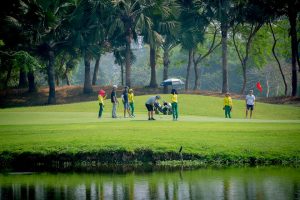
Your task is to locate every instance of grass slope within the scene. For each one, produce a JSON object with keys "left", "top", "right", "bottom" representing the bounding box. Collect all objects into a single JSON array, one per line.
[{"left": 0, "top": 94, "right": 300, "bottom": 167}]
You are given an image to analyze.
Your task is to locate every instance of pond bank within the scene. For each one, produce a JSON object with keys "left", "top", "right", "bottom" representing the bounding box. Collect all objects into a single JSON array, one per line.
[{"left": 1, "top": 150, "right": 299, "bottom": 171}]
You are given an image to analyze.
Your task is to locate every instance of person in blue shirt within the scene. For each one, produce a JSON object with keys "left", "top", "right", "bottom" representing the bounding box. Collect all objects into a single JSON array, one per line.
[{"left": 122, "top": 86, "right": 131, "bottom": 118}]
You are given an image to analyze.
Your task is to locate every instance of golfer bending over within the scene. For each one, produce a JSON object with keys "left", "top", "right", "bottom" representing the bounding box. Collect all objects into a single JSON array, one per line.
[{"left": 145, "top": 95, "right": 161, "bottom": 120}]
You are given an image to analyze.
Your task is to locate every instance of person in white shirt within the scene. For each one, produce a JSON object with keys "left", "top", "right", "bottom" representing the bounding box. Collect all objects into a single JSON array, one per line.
[
  {"left": 145, "top": 95, "right": 161, "bottom": 120},
  {"left": 245, "top": 90, "right": 255, "bottom": 119}
]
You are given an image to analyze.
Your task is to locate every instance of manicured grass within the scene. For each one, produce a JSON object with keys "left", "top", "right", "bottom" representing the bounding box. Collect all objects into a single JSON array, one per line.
[
  {"left": 0, "top": 121, "right": 299, "bottom": 157},
  {"left": 1, "top": 94, "right": 300, "bottom": 120},
  {"left": 0, "top": 94, "right": 299, "bottom": 166}
]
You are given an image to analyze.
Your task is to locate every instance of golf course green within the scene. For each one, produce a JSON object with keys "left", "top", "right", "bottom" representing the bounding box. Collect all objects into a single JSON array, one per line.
[{"left": 0, "top": 94, "right": 300, "bottom": 168}]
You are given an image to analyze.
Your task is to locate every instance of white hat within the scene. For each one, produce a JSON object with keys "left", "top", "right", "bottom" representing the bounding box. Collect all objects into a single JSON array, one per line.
[{"left": 113, "top": 85, "right": 117, "bottom": 88}]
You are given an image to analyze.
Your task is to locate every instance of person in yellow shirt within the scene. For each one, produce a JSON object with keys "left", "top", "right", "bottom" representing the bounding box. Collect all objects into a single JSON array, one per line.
[
  {"left": 223, "top": 92, "right": 233, "bottom": 118},
  {"left": 171, "top": 89, "right": 178, "bottom": 121},
  {"left": 98, "top": 90, "right": 106, "bottom": 118},
  {"left": 128, "top": 89, "right": 135, "bottom": 117}
]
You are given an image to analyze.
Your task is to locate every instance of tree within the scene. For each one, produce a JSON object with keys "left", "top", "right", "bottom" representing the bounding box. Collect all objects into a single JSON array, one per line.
[
  {"left": 250, "top": 0, "right": 300, "bottom": 96},
  {"left": 232, "top": 23, "right": 263, "bottom": 94},
  {"left": 12, "top": 51, "right": 40, "bottom": 92},
  {"left": 113, "top": 48, "right": 136, "bottom": 86},
  {"left": 12, "top": 0, "right": 77, "bottom": 103},
  {"left": 208, "top": 0, "right": 238, "bottom": 93},
  {"left": 177, "top": 0, "right": 209, "bottom": 91},
  {"left": 192, "top": 24, "right": 221, "bottom": 90},
  {"left": 54, "top": 50, "right": 80, "bottom": 86},
  {"left": 112, "top": 0, "right": 157, "bottom": 87},
  {"left": 162, "top": 35, "right": 180, "bottom": 93},
  {"left": 141, "top": 0, "right": 176, "bottom": 88},
  {"left": 69, "top": 0, "right": 110, "bottom": 93},
  {"left": 114, "top": 49, "right": 126, "bottom": 85},
  {"left": 0, "top": 0, "right": 38, "bottom": 91},
  {"left": 269, "top": 21, "right": 288, "bottom": 96}
]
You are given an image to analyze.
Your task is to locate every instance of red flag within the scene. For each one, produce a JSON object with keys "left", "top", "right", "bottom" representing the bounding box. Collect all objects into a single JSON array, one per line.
[{"left": 256, "top": 82, "right": 263, "bottom": 93}]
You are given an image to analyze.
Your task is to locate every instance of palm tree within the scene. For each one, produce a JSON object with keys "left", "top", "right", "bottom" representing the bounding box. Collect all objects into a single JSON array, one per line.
[
  {"left": 162, "top": 35, "right": 179, "bottom": 93},
  {"left": 208, "top": 0, "right": 237, "bottom": 93},
  {"left": 114, "top": 49, "right": 126, "bottom": 85},
  {"left": 111, "top": 0, "right": 156, "bottom": 87},
  {"left": 113, "top": 48, "right": 136, "bottom": 86},
  {"left": 69, "top": 0, "right": 110, "bottom": 93},
  {"left": 9, "top": 0, "right": 77, "bottom": 103},
  {"left": 177, "top": 0, "right": 207, "bottom": 90},
  {"left": 143, "top": 0, "right": 178, "bottom": 88}
]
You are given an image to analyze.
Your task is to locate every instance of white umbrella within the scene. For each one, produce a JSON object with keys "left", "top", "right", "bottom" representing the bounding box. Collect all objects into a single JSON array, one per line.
[{"left": 160, "top": 78, "right": 185, "bottom": 87}]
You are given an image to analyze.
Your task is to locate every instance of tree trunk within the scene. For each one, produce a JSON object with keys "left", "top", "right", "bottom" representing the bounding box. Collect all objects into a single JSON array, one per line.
[
  {"left": 121, "top": 63, "right": 124, "bottom": 86},
  {"left": 241, "top": 65, "right": 247, "bottom": 94},
  {"left": 55, "top": 74, "right": 59, "bottom": 87},
  {"left": 4, "top": 65, "right": 12, "bottom": 89},
  {"left": 47, "top": 51, "right": 56, "bottom": 104},
  {"left": 83, "top": 53, "right": 93, "bottom": 94},
  {"left": 18, "top": 68, "right": 28, "bottom": 88},
  {"left": 288, "top": 6, "right": 298, "bottom": 96},
  {"left": 269, "top": 23, "right": 288, "bottom": 96},
  {"left": 125, "top": 42, "right": 131, "bottom": 87},
  {"left": 149, "top": 46, "right": 158, "bottom": 88},
  {"left": 65, "top": 72, "right": 70, "bottom": 86},
  {"left": 185, "top": 49, "right": 193, "bottom": 91},
  {"left": 92, "top": 56, "right": 100, "bottom": 85},
  {"left": 163, "top": 48, "right": 170, "bottom": 94},
  {"left": 27, "top": 71, "right": 36, "bottom": 93},
  {"left": 266, "top": 76, "right": 269, "bottom": 98},
  {"left": 221, "top": 22, "right": 229, "bottom": 93},
  {"left": 193, "top": 62, "right": 200, "bottom": 90},
  {"left": 193, "top": 51, "right": 200, "bottom": 90}
]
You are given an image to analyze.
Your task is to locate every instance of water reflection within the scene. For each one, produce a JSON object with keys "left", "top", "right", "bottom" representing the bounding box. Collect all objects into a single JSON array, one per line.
[{"left": 0, "top": 167, "right": 300, "bottom": 200}]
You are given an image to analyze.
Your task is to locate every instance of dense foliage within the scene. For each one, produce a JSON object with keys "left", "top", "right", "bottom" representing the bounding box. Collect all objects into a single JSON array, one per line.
[{"left": 0, "top": 0, "right": 299, "bottom": 104}]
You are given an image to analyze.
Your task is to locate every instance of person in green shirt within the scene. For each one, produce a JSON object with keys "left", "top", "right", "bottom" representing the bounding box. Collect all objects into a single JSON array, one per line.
[
  {"left": 171, "top": 89, "right": 178, "bottom": 121},
  {"left": 223, "top": 92, "right": 233, "bottom": 118}
]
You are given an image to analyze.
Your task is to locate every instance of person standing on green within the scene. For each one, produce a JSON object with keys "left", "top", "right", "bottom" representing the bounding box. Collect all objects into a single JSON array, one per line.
[
  {"left": 171, "top": 89, "right": 178, "bottom": 121},
  {"left": 128, "top": 88, "right": 135, "bottom": 117},
  {"left": 98, "top": 89, "right": 106, "bottom": 119},
  {"left": 111, "top": 85, "right": 119, "bottom": 118},
  {"left": 223, "top": 92, "right": 233, "bottom": 118},
  {"left": 245, "top": 89, "right": 255, "bottom": 119}
]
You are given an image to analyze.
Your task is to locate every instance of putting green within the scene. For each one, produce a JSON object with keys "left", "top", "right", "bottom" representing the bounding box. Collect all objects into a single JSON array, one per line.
[{"left": 0, "top": 95, "right": 299, "bottom": 165}]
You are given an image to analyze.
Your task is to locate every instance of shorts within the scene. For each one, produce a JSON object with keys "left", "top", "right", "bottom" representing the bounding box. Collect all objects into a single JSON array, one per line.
[
  {"left": 145, "top": 104, "right": 153, "bottom": 111},
  {"left": 123, "top": 102, "right": 129, "bottom": 109},
  {"left": 246, "top": 104, "right": 254, "bottom": 110}
]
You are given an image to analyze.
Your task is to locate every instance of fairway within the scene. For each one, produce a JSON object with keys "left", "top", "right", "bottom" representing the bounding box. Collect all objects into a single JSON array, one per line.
[{"left": 0, "top": 94, "right": 300, "bottom": 165}]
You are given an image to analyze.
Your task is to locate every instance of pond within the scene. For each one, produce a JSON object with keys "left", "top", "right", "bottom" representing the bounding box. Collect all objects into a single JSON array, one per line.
[{"left": 0, "top": 167, "right": 299, "bottom": 200}]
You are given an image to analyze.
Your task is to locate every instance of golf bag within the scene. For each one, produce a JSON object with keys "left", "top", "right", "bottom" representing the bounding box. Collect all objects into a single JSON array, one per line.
[{"left": 154, "top": 102, "right": 172, "bottom": 115}]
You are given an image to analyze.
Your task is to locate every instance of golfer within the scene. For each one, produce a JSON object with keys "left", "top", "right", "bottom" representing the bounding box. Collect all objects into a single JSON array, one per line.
[
  {"left": 111, "top": 85, "right": 119, "bottom": 118},
  {"left": 128, "top": 88, "right": 135, "bottom": 117},
  {"left": 223, "top": 92, "right": 232, "bottom": 118},
  {"left": 171, "top": 89, "right": 178, "bottom": 121},
  {"left": 122, "top": 86, "right": 131, "bottom": 118},
  {"left": 145, "top": 95, "right": 161, "bottom": 120},
  {"left": 245, "top": 90, "right": 255, "bottom": 119}
]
